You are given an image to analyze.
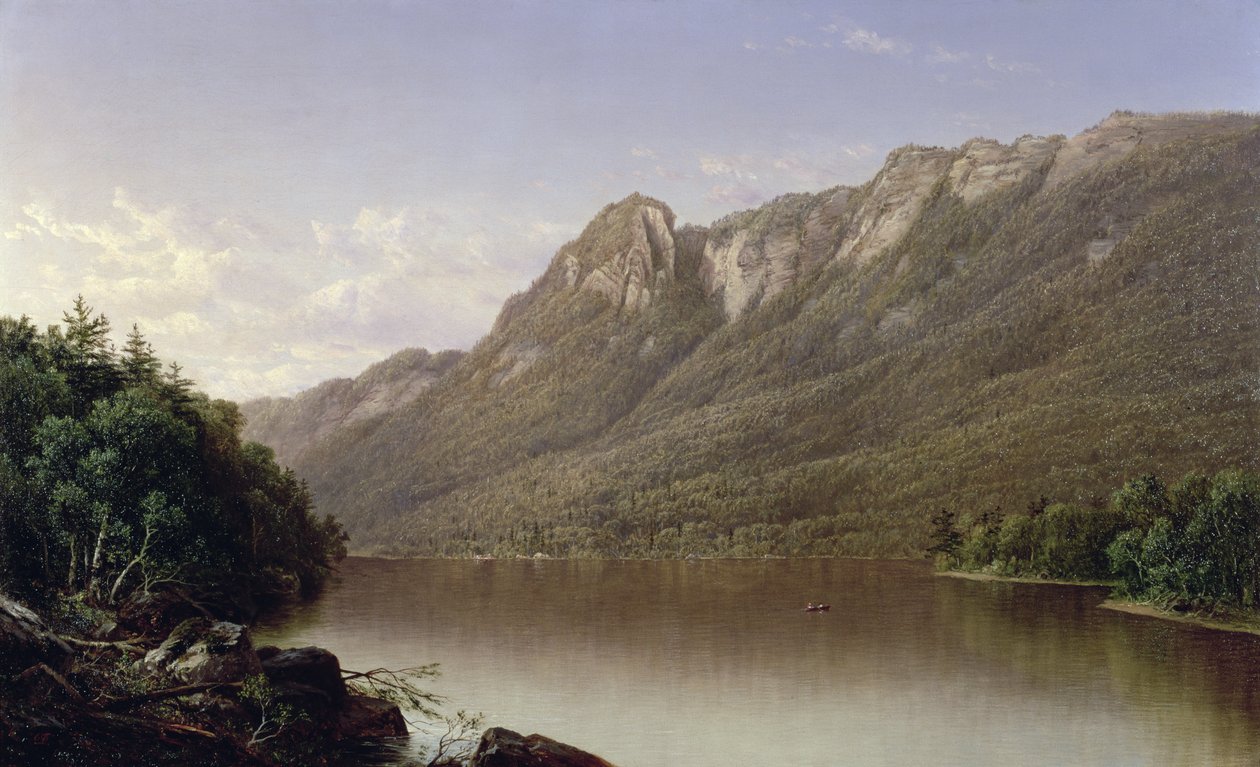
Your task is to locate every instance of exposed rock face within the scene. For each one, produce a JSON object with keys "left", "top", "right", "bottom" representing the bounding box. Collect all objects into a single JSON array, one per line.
[
  {"left": 1044, "top": 111, "right": 1259, "bottom": 188},
  {"left": 700, "top": 189, "right": 852, "bottom": 319},
  {"left": 578, "top": 203, "right": 676, "bottom": 312},
  {"left": 0, "top": 595, "right": 73, "bottom": 676},
  {"left": 140, "top": 619, "right": 262, "bottom": 684},
  {"left": 835, "top": 146, "right": 956, "bottom": 266},
  {"left": 947, "top": 135, "right": 1060, "bottom": 204},
  {"left": 470, "top": 727, "right": 616, "bottom": 767}
]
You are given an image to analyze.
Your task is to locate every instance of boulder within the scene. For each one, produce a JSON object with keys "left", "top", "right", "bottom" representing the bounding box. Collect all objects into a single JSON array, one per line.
[
  {"left": 470, "top": 727, "right": 616, "bottom": 767},
  {"left": 117, "top": 589, "right": 209, "bottom": 636},
  {"left": 140, "top": 618, "right": 262, "bottom": 684},
  {"left": 336, "top": 694, "right": 407, "bottom": 740},
  {"left": 0, "top": 595, "right": 73, "bottom": 676},
  {"left": 261, "top": 646, "right": 347, "bottom": 703}
]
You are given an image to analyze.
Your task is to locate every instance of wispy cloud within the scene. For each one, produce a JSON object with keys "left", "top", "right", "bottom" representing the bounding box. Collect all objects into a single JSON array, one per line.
[
  {"left": 704, "top": 184, "right": 766, "bottom": 208},
  {"left": 630, "top": 146, "right": 657, "bottom": 159},
  {"left": 838, "top": 27, "right": 911, "bottom": 56},
  {"left": 699, "top": 155, "right": 759, "bottom": 181},
  {"left": 984, "top": 53, "right": 1040, "bottom": 74},
  {"left": 926, "top": 44, "right": 970, "bottom": 64}
]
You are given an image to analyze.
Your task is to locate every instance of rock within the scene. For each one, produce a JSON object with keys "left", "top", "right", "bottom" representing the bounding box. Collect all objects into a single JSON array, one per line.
[
  {"left": 116, "top": 588, "right": 211, "bottom": 636},
  {"left": 1044, "top": 111, "right": 1259, "bottom": 188},
  {"left": 470, "top": 727, "right": 616, "bottom": 767},
  {"left": 336, "top": 694, "right": 407, "bottom": 740},
  {"left": 261, "top": 646, "right": 346, "bottom": 703},
  {"left": 0, "top": 595, "right": 73, "bottom": 676},
  {"left": 834, "top": 146, "right": 955, "bottom": 267},
  {"left": 140, "top": 618, "right": 262, "bottom": 684}
]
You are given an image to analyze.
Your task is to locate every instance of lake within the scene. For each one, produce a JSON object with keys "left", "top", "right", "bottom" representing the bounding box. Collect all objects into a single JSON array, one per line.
[{"left": 254, "top": 557, "right": 1260, "bottom": 766}]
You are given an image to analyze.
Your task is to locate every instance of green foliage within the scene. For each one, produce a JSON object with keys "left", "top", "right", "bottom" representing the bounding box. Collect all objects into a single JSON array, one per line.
[
  {"left": 0, "top": 300, "right": 345, "bottom": 604},
  {"left": 239, "top": 673, "right": 304, "bottom": 748}
]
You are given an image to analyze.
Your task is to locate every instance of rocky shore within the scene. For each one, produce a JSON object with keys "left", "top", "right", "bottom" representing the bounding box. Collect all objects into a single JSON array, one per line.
[{"left": 1, "top": 591, "right": 618, "bottom": 767}]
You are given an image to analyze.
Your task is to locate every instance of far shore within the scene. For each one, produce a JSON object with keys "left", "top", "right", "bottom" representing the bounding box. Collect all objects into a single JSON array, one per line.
[{"left": 936, "top": 569, "right": 1260, "bottom": 637}]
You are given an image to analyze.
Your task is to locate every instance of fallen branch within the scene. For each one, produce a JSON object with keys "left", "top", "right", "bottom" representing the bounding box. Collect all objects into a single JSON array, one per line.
[
  {"left": 15, "top": 663, "right": 85, "bottom": 704},
  {"left": 60, "top": 635, "right": 147, "bottom": 654},
  {"left": 102, "top": 681, "right": 242, "bottom": 711}
]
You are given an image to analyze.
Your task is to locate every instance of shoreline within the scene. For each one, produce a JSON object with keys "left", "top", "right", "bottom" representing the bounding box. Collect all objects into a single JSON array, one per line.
[
  {"left": 936, "top": 569, "right": 1260, "bottom": 637},
  {"left": 933, "top": 570, "right": 1116, "bottom": 588},
  {"left": 1099, "top": 600, "right": 1260, "bottom": 637}
]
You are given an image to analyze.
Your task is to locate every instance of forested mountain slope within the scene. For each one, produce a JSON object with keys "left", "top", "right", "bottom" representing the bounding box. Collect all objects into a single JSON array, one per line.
[{"left": 246, "top": 112, "right": 1260, "bottom": 557}]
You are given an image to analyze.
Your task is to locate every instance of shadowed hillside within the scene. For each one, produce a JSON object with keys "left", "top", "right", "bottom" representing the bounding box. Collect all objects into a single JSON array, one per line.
[{"left": 244, "top": 112, "right": 1260, "bottom": 558}]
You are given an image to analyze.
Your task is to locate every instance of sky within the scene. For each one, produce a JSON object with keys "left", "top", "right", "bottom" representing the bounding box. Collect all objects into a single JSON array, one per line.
[{"left": 2, "top": 0, "right": 1257, "bottom": 400}]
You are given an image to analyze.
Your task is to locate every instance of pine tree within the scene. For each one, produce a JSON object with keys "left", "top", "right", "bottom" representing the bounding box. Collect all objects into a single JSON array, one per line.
[
  {"left": 60, "top": 295, "right": 119, "bottom": 413},
  {"left": 121, "top": 324, "right": 161, "bottom": 389}
]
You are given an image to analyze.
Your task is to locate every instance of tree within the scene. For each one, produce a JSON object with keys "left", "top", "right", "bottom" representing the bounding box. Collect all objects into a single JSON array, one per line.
[
  {"left": 121, "top": 324, "right": 161, "bottom": 389},
  {"left": 59, "top": 295, "right": 120, "bottom": 413},
  {"left": 926, "top": 508, "right": 961, "bottom": 563}
]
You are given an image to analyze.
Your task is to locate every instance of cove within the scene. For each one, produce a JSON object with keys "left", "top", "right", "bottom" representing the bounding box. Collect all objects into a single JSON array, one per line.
[{"left": 255, "top": 557, "right": 1260, "bottom": 766}]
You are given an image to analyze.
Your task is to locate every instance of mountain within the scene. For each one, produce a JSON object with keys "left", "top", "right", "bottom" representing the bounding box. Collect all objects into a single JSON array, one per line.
[
  {"left": 243, "top": 111, "right": 1260, "bottom": 558},
  {"left": 240, "top": 347, "right": 464, "bottom": 469}
]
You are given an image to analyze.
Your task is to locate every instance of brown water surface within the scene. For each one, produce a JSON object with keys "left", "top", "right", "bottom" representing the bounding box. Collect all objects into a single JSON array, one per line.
[{"left": 254, "top": 557, "right": 1260, "bottom": 766}]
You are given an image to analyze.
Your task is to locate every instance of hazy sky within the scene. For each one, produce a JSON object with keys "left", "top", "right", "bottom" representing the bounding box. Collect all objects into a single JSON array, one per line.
[{"left": 3, "top": 0, "right": 1257, "bottom": 400}]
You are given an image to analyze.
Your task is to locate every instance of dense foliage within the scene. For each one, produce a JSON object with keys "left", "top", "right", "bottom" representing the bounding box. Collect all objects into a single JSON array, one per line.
[
  {"left": 0, "top": 299, "right": 346, "bottom": 604},
  {"left": 936, "top": 471, "right": 1260, "bottom": 610},
  {"left": 246, "top": 115, "right": 1259, "bottom": 559}
]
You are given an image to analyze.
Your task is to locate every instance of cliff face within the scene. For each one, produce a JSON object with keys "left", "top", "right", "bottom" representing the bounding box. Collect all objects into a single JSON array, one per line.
[{"left": 242, "top": 111, "right": 1260, "bottom": 557}]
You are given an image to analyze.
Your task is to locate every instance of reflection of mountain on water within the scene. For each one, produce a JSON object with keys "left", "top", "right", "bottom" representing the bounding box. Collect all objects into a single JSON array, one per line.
[{"left": 256, "top": 558, "right": 1260, "bottom": 767}]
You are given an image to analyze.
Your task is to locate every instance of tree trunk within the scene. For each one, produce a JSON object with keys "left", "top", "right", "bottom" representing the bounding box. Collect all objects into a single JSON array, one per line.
[
  {"left": 87, "top": 512, "right": 110, "bottom": 600},
  {"left": 67, "top": 535, "right": 78, "bottom": 588}
]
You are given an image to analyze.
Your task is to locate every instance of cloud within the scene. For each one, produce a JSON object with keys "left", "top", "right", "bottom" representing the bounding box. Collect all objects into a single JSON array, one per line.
[
  {"left": 4, "top": 190, "right": 573, "bottom": 399},
  {"left": 655, "top": 165, "right": 690, "bottom": 182},
  {"left": 926, "top": 44, "right": 970, "bottom": 64},
  {"left": 783, "top": 36, "right": 814, "bottom": 49},
  {"left": 704, "top": 184, "right": 767, "bottom": 209},
  {"left": 842, "top": 28, "right": 911, "bottom": 56},
  {"left": 630, "top": 146, "right": 657, "bottom": 159},
  {"left": 742, "top": 41, "right": 765, "bottom": 51},
  {"left": 984, "top": 53, "right": 1039, "bottom": 74},
  {"left": 699, "top": 155, "right": 758, "bottom": 181}
]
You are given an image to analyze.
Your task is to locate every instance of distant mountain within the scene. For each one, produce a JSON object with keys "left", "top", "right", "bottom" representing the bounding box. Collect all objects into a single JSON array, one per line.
[
  {"left": 243, "top": 111, "right": 1260, "bottom": 557},
  {"left": 240, "top": 347, "right": 463, "bottom": 469}
]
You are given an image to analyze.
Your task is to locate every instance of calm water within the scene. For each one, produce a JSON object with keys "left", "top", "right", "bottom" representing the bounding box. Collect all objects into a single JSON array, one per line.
[{"left": 255, "top": 558, "right": 1260, "bottom": 766}]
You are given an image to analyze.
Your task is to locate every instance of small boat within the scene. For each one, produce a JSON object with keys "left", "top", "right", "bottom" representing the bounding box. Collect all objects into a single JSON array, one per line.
[{"left": 805, "top": 602, "right": 831, "bottom": 612}]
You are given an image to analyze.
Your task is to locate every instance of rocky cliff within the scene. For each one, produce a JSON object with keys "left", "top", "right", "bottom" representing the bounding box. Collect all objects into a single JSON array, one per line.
[{"left": 243, "top": 111, "right": 1260, "bottom": 557}]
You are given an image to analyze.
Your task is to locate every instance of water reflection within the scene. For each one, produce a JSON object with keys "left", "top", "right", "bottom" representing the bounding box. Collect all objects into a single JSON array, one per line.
[{"left": 256, "top": 558, "right": 1260, "bottom": 766}]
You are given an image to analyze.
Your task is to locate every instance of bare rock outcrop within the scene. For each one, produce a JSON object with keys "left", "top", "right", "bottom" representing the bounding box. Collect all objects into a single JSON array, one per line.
[
  {"left": 834, "top": 146, "right": 955, "bottom": 267},
  {"left": 1044, "top": 110, "right": 1258, "bottom": 188},
  {"left": 578, "top": 202, "right": 677, "bottom": 312},
  {"left": 140, "top": 618, "right": 263, "bottom": 684},
  {"left": 470, "top": 727, "right": 616, "bottom": 767},
  {"left": 947, "top": 135, "right": 1060, "bottom": 204},
  {"left": 700, "top": 189, "right": 851, "bottom": 319}
]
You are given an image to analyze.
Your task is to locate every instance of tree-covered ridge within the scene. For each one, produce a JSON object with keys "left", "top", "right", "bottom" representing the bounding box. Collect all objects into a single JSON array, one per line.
[
  {"left": 0, "top": 298, "right": 346, "bottom": 605},
  {"left": 257, "top": 117, "right": 1258, "bottom": 559},
  {"left": 935, "top": 471, "right": 1260, "bottom": 612}
]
